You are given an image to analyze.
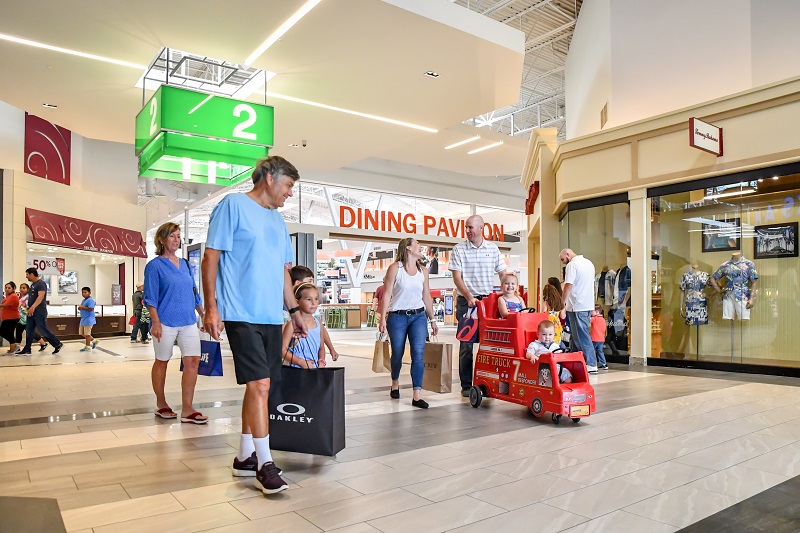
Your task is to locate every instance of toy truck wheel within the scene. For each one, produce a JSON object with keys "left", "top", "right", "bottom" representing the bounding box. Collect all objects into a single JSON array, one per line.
[
  {"left": 469, "top": 386, "right": 483, "bottom": 408},
  {"left": 572, "top": 418, "right": 581, "bottom": 424},
  {"left": 530, "top": 398, "right": 544, "bottom": 417},
  {"left": 551, "top": 413, "right": 561, "bottom": 425}
]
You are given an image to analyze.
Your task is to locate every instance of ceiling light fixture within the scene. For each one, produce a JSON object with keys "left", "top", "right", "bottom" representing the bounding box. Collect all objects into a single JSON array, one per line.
[
  {"left": 444, "top": 135, "right": 480, "bottom": 150},
  {"left": 244, "top": 0, "right": 323, "bottom": 65},
  {"left": 467, "top": 141, "right": 504, "bottom": 155},
  {"left": 267, "top": 92, "right": 438, "bottom": 133},
  {"left": 0, "top": 32, "right": 146, "bottom": 69},
  {"left": 424, "top": 71, "right": 440, "bottom": 78},
  {"left": 42, "top": 103, "right": 58, "bottom": 109}
]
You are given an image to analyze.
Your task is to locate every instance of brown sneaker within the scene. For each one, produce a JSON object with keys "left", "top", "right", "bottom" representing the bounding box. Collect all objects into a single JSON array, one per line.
[{"left": 255, "top": 461, "right": 288, "bottom": 494}]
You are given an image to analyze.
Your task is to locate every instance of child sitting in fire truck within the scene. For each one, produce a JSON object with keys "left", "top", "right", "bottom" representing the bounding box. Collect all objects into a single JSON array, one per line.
[{"left": 525, "top": 320, "right": 573, "bottom": 384}]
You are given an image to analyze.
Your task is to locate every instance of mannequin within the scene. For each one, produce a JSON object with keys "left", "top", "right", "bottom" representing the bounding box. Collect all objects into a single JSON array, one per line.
[
  {"left": 679, "top": 261, "right": 710, "bottom": 325},
  {"left": 595, "top": 265, "right": 616, "bottom": 310},
  {"left": 711, "top": 251, "right": 759, "bottom": 321}
]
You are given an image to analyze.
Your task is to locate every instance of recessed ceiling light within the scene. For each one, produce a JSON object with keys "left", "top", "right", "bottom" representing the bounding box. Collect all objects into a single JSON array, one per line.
[
  {"left": 267, "top": 92, "right": 437, "bottom": 133},
  {"left": 468, "top": 141, "right": 504, "bottom": 155},
  {"left": 244, "top": 0, "right": 323, "bottom": 65},
  {"left": 28, "top": 248, "right": 34, "bottom": 252},
  {"left": 444, "top": 135, "right": 480, "bottom": 150},
  {"left": 42, "top": 103, "right": 58, "bottom": 109},
  {"left": 0, "top": 32, "right": 146, "bottom": 69},
  {"left": 424, "top": 71, "right": 440, "bottom": 78},
  {"left": 289, "top": 143, "right": 300, "bottom": 147}
]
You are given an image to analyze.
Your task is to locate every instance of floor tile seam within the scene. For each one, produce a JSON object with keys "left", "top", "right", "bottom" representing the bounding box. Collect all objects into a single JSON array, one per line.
[
  {"left": 60, "top": 492, "right": 187, "bottom": 531},
  {"left": 620, "top": 488, "right": 729, "bottom": 529}
]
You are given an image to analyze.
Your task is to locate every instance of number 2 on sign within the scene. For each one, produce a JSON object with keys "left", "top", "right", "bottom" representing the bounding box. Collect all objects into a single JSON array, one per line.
[
  {"left": 233, "top": 104, "right": 257, "bottom": 140},
  {"left": 149, "top": 97, "right": 158, "bottom": 136}
]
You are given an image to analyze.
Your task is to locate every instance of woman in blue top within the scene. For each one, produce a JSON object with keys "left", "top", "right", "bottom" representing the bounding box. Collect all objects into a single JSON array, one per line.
[{"left": 145, "top": 222, "right": 207, "bottom": 424}]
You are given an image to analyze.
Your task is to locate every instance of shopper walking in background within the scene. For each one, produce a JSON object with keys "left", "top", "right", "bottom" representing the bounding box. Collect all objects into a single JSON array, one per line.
[
  {"left": 203, "top": 155, "right": 306, "bottom": 495},
  {"left": 78, "top": 286, "right": 99, "bottom": 352},
  {"left": 131, "top": 283, "right": 147, "bottom": 343},
  {"left": 145, "top": 222, "right": 207, "bottom": 424},
  {"left": 559, "top": 248, "right": 598, "bottom": 373},
  {"left": 15, "top": 283, "right": 46, "bottom": 353},
  {"left": 0, "top": 282, "right": 20, "bottom": 354},
  {"left": 17, "top": 269, "right": 63, "bottom": 355},
  {"left": 450, "top": 215, "right": 509, "bottom": 396},
  {"left": 378, "top": 237, "right": 438, "bottom": 409}
]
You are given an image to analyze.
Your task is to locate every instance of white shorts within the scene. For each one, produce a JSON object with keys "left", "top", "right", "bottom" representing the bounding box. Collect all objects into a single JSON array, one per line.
[
  {"left": 722, "top": 298, "right": 750, "bottom": 320},
  {"left": 153, "top": 324, "right": 201, "bottom": 361}
]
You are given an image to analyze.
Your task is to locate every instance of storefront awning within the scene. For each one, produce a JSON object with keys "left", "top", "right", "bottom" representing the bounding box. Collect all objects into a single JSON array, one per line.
[{"left": 24, "top": 208, "right": 147, "bottom": 258}]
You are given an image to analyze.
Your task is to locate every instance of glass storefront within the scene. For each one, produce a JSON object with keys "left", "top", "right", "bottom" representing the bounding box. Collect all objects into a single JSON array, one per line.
[
  {"left": 651, "top": 171, "right": 800, "bottom": 368},
  {"left": 560, "top": 198, "right": 632, "bottom": 359}
]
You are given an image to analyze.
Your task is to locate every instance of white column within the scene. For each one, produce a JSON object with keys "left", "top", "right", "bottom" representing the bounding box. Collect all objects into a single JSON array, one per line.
[{"left": 628, "top": 187, "right": 651, "bottom": 366}]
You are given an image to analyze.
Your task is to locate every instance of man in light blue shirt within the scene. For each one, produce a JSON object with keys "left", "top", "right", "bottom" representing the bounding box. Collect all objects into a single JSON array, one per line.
[{"left": 202, "top": 156, "right": 307, "bottom": 495}]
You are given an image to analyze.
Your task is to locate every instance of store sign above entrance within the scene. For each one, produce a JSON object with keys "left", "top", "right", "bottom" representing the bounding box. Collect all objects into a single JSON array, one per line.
[
  {"left": 135, "top": 85, "right": 274, "bottom": 186},
  {"left": 27, "top": 257, "right": 65, "bottom": 276},
  {"left": 689, "top": 117, "right": 723, "bottom": 156},
  {"left": 339, "top": 206, "right": 506, "bottom": 242},
  {"left": 24, "top": 209, "right": 147, "bottom": 258}
]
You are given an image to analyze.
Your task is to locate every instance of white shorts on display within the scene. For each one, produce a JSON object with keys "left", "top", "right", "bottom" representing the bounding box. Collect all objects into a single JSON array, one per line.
[
  {"left": 153, "top": 324, "right": 201, "bottom": 361},
  {"left": 722, "top": 298, "right": 750, "bottom": 320}
]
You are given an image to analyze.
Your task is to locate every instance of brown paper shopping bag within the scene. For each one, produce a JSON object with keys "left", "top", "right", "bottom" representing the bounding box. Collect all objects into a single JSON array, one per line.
[
  {"left": 372, "top": 333, "right": 391, "bottom": 373},
  {"left": 422, "top": 337, "right": 453, "bottom": 393}
]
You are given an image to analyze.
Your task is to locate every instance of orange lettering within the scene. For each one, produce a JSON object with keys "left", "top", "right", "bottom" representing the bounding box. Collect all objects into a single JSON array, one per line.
[
  {"left": 437, "top": 218, "right": 449, "bottom": 237},
  {"left": 340, "top": 206, "right": 356, "bottom": 228},
  {"left": 493, "top": 224, "right": 504, "bottom": 242},
  {"left": 388, "top": 211, "right": 401, "bottom": 233},
  {"left": 364, "top": 209, "right": 379, "bottom": 231},
  {"left": 448, "top": 218, "right": 460, "bottom": 238},
  {"left": 483, "top": 224, "right": 493, "bottom": 240},
  {"left": 423, "top": 216, "right": 436, "bottom": 234},
  {"left": 380, "top": 210, "right": 386, "bottom": 231},
  {"left": 357, "top": 207, "right": 363, "bottom": 229},
  {"left": 403, "top": 214, "right": 416, "bottom": 233}
]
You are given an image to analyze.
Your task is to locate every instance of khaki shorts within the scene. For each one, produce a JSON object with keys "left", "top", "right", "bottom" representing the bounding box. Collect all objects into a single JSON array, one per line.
[{"left": 79, "top": 325, "right": 93, "bottom": 336}]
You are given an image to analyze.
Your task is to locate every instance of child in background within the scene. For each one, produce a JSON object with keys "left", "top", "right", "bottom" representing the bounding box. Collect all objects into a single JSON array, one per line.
[
  {"left": 77, "top": 286, "right": 98, "bottom": 352},
  {"left": 289, "top": 265, "right": 339, "bottom": 362},
  {"left": 590, "top": 306, "right": 609, "bottom": 370},
  {"left": 540, "top": 283, "right": 565, "bottom": 346},
  {"left": 498, "top": 274, "right": 525, "bottom": 318},
  {"left": 282, "top": 283, "right": 334, "bottom": 368},
  {"left": 526, "top": 320, "right": 572, "bottom": 383}
]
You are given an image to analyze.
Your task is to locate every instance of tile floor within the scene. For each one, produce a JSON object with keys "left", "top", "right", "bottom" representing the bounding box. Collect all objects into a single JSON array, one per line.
[{"left": 1, "top": 328, "right": 799, "bottom": 532}]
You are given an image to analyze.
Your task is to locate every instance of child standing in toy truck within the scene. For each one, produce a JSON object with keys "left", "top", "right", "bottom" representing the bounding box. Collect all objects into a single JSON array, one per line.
[{"left": 525, "top": 321, "right": 573, "bottom": 383}]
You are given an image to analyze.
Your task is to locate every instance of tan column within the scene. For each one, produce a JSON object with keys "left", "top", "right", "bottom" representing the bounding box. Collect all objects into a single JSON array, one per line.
[{"left": 629, "top": 187, "right": 651, "bottom": 366}]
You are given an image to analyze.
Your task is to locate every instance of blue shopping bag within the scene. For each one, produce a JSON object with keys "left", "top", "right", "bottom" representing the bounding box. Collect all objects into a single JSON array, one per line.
[
  {"left": 456, "top": 305, "right": 479, "bottom": 343},
  {"left": 180, "top": 340, "right": 223, "bottom": 376}
]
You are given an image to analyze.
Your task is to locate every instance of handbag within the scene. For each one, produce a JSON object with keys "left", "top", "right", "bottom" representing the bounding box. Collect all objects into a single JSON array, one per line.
[
  {"left": 180, "top": 339, "right": 223, "bottom": 376},
  {"left": 456, "top": 305, "right": 479, "bottom": 343},
  {"left": 268, "top": 365, "right": 346, "bottom": 456},
  {"left": 129, "top": 315, "right": 136, "bottom": 326},
  {"left": 372, "top": 332, "right": 391, "bottom": 373},
  {"left": 422, "top": 336, "right": 453, "bottom": 393}
]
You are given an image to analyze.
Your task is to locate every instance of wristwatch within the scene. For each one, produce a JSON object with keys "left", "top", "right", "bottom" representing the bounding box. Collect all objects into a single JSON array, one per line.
[{"left": 288, "top": 306, "right": 300, "bottom": 314}]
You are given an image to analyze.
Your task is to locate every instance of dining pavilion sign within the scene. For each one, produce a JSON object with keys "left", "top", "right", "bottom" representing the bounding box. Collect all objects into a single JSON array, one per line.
[{"left": 338, "top": 206, "right": 505, "bottom": 242}]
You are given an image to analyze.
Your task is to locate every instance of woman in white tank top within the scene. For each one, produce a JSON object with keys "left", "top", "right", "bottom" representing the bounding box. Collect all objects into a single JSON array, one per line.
[{"left": 378, "top": 238, "right": 438, "bottom": 409}]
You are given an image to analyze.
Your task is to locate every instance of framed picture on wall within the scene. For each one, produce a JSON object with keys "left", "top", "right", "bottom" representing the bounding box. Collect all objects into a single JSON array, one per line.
[
  {"left": 754, "top": 222, "right": 798, "bottom": 259},
  {"left": 702, "top": 217, "right": 740, "bottom": 252},
  {"left": 58, "top": 271, "right": 78, "bottom": 294}
]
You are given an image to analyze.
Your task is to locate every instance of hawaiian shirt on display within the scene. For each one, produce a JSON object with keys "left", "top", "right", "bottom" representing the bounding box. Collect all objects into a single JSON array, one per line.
[
  {"left": 679, "top": 270, "right": 710, "bottom": 325},
  {"left": 713, "top": 256, "right": 759, "bottom": 301}
]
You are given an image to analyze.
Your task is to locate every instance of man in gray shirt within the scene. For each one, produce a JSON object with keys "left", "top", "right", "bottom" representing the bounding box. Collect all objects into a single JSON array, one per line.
[{"left": 130, "top": 283, "right": 147, "bottom": 343}]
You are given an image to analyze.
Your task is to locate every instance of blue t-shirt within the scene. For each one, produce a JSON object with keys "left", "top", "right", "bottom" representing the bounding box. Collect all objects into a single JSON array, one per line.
[
  {"left": 206, "top": 193, "right": 294, "bottom": 324},
  {"left": 79, "top": 297, "right": 96, "bottom": 326},
  {"left": 143, "top": 257, "right": 202, "bottom": 327}
]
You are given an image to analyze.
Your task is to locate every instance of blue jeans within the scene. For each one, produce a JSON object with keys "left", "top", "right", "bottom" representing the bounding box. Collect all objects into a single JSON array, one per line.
[
  {"left": 23, "top": 312, "right": 60, "bottom": 350},
  {"left": 567, "top": 311, "right": 596, "bottom": 368},
  {"left": 386, "top": 310, "right": 427, "bottom": 390},
  {"left": 593, "top": 341, "right": 607, "bottom": 367}
]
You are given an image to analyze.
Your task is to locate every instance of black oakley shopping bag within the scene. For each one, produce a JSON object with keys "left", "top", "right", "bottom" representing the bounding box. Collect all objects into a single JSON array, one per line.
[{"left": 268, "top": 366, "right": 346, "bottom": 456}]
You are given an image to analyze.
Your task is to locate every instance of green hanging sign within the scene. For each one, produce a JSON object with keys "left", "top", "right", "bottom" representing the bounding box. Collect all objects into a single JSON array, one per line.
[{"left": 135, "top": 85, "right": 274, "bottom": 185}]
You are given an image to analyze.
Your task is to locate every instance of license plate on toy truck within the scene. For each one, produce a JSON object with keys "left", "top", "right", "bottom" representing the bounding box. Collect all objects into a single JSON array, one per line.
[{"left": 569, "top": 405, "right": 590, "bottom": 417}]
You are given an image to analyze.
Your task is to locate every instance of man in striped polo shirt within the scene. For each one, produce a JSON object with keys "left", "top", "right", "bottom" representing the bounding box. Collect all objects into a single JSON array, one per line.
[{"left": 450, "top": 215, "right": 509, "bottom": 397}]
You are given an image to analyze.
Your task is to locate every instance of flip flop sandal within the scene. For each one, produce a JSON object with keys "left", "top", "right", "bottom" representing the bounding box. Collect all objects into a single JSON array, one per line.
[
  {"left": 154, "top": 407, "right": 178, "bottom": 419},
  {"left": 181, "top": 412, "right": 209, "bottom": 424}
]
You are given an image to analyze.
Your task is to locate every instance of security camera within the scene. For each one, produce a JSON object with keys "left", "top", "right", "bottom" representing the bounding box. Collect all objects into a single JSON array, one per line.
[{"left": 302, "top": 139, "right": 307, "bottom": 147}]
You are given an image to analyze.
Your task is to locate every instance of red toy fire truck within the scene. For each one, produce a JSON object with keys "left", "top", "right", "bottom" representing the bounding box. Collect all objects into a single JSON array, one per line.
[{"left": 468, "top": 294, "right": 596, "bottom": 424}]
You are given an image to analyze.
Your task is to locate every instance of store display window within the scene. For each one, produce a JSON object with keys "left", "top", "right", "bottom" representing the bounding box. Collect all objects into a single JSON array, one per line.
[
  {"left": 559, "top": 197, "right": 631, "bottom": 361},
  {"left": 650, "top": 170, "right": 800, "bottom": 368}
]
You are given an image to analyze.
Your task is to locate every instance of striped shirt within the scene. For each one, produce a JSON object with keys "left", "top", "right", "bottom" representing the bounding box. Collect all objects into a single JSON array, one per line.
[{"left": 449, "top": 239, "right": 506, "bottom": 296}]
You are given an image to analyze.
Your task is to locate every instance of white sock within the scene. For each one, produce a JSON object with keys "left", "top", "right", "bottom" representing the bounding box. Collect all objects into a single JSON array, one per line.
[
  {"left": 253, "top": 435, "right": 273, "bottom": 469},
  {"left": 237, "top": 433, "right": 255, "bottom": 461}
]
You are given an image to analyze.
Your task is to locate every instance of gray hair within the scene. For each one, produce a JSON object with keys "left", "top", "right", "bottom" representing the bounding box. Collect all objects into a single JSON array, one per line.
[{"left": 251, "top": 155, "right": 300, "bottom": 185}]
